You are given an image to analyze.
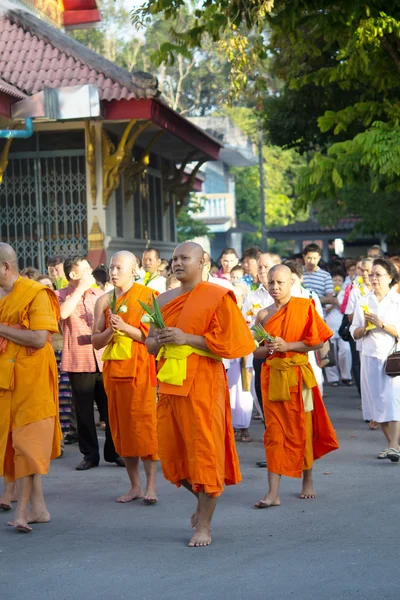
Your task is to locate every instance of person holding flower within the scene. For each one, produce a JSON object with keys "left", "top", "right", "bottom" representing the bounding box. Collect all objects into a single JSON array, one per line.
[
  {"left": 138, "top": 248, "right": 166, "bottom": 294},
  {"left": 145, "top": 242, "right": 256, "bottom": 548},
  {"left": 351, "top": 258, "right": 400, "bottom": 461},
  {"left": 253, "top": 265, "right": 338, "bottom": 509},
  {"left": 92, "top": 251, "right": 159, "bottom": 504}
]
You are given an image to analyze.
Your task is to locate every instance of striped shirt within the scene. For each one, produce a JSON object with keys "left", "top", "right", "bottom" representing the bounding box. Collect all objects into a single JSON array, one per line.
[
  {"left": 56, "top": 285, "right": 104, "bottom": 373},
  {"left": 302, "top": 267, "right": 334, "bottom": 299}
]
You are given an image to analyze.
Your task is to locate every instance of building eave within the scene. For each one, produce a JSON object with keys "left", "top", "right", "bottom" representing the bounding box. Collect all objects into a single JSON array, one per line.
[{"left": 104, "top": 98, "right": 222, "bottom": 161}]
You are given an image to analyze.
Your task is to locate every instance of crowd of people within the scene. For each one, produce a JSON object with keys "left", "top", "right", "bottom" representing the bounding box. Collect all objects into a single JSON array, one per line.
[{"left": 1, "top": 238, "right": 399, "bottom": 547}]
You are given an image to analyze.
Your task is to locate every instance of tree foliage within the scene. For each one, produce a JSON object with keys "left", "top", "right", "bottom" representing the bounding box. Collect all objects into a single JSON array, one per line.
[
  {"left": 131, "top": 0, "right": 276, "bottom": 98},
  {"left": 262, "top": 2, "right": 400, "bottom": 240},
  {"left": 221, "top": 107, "right": 307, "bottom": 250},
  {"left": 176, "top": 196, "right": 212, "bottom": 242},
  {"left": 70, "top": 0, "right": 229, "bottom": 115}
]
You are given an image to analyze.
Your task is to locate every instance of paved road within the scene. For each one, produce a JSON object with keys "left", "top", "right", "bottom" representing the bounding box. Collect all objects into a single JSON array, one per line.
[{"left": 2, "top": 385, "right": 399, "bottom": 600}]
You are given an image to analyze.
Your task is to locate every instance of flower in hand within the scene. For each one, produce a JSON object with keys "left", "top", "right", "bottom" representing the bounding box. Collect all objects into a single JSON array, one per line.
[
  {"left": 154, "top": 327, "right": 187, "bottom": 346},
  {"left": 364, "top": 311, "right": 382, "bottom": 329}
]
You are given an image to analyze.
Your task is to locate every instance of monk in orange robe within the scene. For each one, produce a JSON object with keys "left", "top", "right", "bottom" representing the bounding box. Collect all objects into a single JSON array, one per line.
[
  {"left": 253, "top": 265, "right": 339, "bottom": 508},
  {"left": 0, "top": 243, "right": 61, "bottom": 532},
  {"left": 146, "top": 242, "right": 256, "bottom": 547},
  {"left": 92, "top": 251, "right": 159, "bottom": 504}
]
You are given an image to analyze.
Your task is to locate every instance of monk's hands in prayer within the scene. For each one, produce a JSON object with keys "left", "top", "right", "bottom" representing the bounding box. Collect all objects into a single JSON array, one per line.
[
  {"left": 110, "top": 314, "right": 127, "bottom": 333},
  {"left": 154, "top": 327, "right": 187, "bottom": 346}
]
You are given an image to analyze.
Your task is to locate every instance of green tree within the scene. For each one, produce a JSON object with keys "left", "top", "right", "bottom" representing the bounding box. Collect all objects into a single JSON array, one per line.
[
  {"left": 69, "top": 1, "right": 229, "bottom": 115},
  {"left": 262, "top": 2, "right": 400, "bottom": 239},
  {"left": 220, "top": 106, "right": 307, "bottom": 250}
]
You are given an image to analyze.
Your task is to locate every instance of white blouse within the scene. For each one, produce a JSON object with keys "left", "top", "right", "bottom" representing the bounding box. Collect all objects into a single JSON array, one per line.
[{"left": 350, "top": 289, "right": 400, "bottom": 359}]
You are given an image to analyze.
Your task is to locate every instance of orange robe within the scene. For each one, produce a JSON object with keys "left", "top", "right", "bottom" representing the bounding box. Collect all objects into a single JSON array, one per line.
[
  {"left": 102, "top": 283, "right": 158, "bottom": 459},
  {"left": 0, "top": 277, "right": 61, "bottom": 482},
  {"left": 157, "top": 282, "right": 256, "bottom": 497},
  {"left": 262, "top": 297, "right": 339, "bottom": 478}
]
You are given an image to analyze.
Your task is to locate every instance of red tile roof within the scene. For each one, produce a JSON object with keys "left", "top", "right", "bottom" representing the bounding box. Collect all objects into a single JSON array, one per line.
[{"left": 0, "top": 10, "right": 159, "bottom": 102}]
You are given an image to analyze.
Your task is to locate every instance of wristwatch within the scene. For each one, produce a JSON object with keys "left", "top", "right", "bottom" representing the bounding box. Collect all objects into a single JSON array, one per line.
[{"left": 381, "top": 322, "right": 386, "bottom": 330}]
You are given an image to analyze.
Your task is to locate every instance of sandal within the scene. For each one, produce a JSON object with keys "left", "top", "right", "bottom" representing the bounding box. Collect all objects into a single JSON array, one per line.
[
  {"left": 386, "top": 448, "right": 400, "bottom": 463},
  {"left": 377, "top": 449, "right": 390, "bottom": 459},
  {"left": 368, "top": 420, "right": 379, "bottom": 430},
  {"left": 239, "top": 433, "right": 253, "bottom": 443}
]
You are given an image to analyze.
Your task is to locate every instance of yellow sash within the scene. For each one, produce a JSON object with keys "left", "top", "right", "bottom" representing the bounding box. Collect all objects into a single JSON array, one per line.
[
  {"left": 156, "top": 344, "right": 222, "bottom": 386},
  {"left": 267, "top": 354, "right": 317, "bottom": 402},
  {"left": 102, "top": 332, "right": 132, "bottom": 361}
]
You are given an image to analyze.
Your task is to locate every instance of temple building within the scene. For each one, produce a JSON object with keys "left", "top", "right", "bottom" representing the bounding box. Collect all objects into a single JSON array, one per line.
[{"left": 0, "top": 4, "right": 222, "bottom": 270}]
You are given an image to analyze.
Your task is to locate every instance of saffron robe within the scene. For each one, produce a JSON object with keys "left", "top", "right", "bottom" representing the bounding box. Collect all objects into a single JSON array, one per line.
[
  {"left": 261, "top": 297, "right": 339, "bottom": 478},
  {"left": 157, "top": 282, "right": 256, "bottom": 497},
  {"left": 0, "top": 277, "right": 61, "bottom": 481},
  {"left": 102, "top": 283, "right": 158, "bottom": 459}
]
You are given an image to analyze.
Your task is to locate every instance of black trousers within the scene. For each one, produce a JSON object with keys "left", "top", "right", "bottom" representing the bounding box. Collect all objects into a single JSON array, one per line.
[
  {"left": 67, "top": 371, "right": 118, "bottom": 464},
  {"left": 349, "top": 337, "right": 361, "bottom": 397},
  {"left": 253, "top": 357, "right": 265, "bottom": 422}
]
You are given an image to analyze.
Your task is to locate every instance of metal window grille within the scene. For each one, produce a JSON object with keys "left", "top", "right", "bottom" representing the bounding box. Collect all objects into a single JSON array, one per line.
[{"left": 0, "top": 152, "right": 87, "bottom": 272}]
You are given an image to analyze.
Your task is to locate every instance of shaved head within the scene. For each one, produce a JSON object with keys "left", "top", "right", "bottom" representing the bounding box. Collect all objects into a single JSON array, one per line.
[
  {"left": 268, "top": 264, "right": 293, "bottom": 305},
  {"left": 172, "top": 242, "right": 205, "bottom": 286},
  {"left": 109, "top": 251, "right": 137, "bottom": 290},
  {"left": 0, "top": 243, "right": 19, "bottom": 290},
  {"left": 269, "top": 264, "right": 292, "bottom": 279},
  {"left": 174, "top": 242, "right": 204, "bottom": 259},
  {"left": 0, "top": 243, "right": 17, "bottom": 267},
  {"left": 112, "top": 251, "right": 137, "bottom": 268}
]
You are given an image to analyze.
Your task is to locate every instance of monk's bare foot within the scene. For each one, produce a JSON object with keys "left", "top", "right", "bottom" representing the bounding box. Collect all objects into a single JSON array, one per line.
[
  {"left": 300, "top": 483, "right": 316, "bottom": 499},
  {"left": 7, "top": 518, "right": 32, "bottom": 533},
  {"left": 254, "top": 493, "right": 280, "bottom": 509},
  {"left": 116, "top": 488, "right": 144, "bottom": 503},
  {"left": 27, "top": 510, "right": 51, "bottom": 524},
  {"left": 188, "top": 527, "right": 212, "bottom": 548},
  {"left": 0, "top": 490, "right": 18, "bottom": 510},
  {"left": 143, "top": 486, "right": 158, "bottom": 505}
]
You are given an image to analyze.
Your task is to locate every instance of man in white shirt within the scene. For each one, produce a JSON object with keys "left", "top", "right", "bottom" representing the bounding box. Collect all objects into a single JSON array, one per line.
[
  {"left": 138, "top": 248, "right": 166, "bottom": 294},
  {"left": 242, "top": 253, "right": 280, "bottom": 468}
]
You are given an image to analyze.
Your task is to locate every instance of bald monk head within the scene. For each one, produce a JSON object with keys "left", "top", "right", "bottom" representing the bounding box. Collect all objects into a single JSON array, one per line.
[
  {"left": 267, "top": 264, "right": 292, "bottom": 306},
  {"left": 0, "top": 243, "right": 19, "bottom": 291},
  {"left": 109, "top": 251, "right": 137, "bottom": 291},
  {"left": 172, "top": 242, "right": 205, "bottom": 288},
  {"left": 257, "top": 252, "right": 281, "bottom": 287}
]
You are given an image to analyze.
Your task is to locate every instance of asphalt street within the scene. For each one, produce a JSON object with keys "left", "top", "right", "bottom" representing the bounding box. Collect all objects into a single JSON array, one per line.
[{"left": 2, "top": 384, "right": 399, "bottom": 600}]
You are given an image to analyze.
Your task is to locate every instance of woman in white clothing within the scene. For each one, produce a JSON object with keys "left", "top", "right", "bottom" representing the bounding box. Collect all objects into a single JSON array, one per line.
[{"left": 351, "top": 259, "right": 400, "bottom": 462}]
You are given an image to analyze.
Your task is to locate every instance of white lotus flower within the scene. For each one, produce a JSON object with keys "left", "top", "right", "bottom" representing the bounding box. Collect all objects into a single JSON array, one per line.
[
  {"left": 118, "top": 305, "right": 128, "bottom": 314},
  {"left": 141, "top": 314, "right": 152, "bottom": 323}
]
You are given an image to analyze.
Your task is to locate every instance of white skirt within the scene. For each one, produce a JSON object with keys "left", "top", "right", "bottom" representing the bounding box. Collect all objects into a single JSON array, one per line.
[
  {"left": 361, "top": 355, "right": 400, "bottom": 422},
  {"left": 228, "top": 359, "right": 254, "bottom": 429}
]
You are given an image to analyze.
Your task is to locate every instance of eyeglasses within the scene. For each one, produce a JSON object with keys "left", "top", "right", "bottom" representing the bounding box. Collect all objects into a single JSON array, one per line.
[{"left": 370, "top": 273, "right": 390, "bottom": 279}]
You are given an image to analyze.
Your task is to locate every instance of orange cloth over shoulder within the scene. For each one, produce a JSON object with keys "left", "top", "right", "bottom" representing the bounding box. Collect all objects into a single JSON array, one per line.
[
  {"left": 102, "top": 283, "right": 158, "bottom": 459},
  {"left": 157, "top": 282, "right": 256, "bottom": 497},
  {"left": 0, "top": 277, "right": 61, "bottom": 480},
  {"left": 261, "top": 297, "right": 339, "bottom": 478}
]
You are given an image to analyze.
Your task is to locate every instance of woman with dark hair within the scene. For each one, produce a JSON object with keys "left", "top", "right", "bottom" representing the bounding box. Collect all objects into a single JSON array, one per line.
[{"left": 351, "top": 259, "right": 400, "bottom": 462}]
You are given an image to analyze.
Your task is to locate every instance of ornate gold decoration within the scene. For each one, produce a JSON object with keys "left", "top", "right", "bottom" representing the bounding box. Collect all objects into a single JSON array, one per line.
[
  {"left": 88, "top": 216, "right": 105, "bottom": 250},
  {"left": 102, "top": 119, "right": 151, "bottom": 207},
  {"left": 0, "top": 138, "right": 13, "bottom": 184},
  {"left": 162, "top": 152, "right": 207, "bottom": 214},
  {"left": 124, "top": 130, "right": 165, "bottom": 203},
  {"left": 85, "top": 121, "right": 97, "bottom": 207}
]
